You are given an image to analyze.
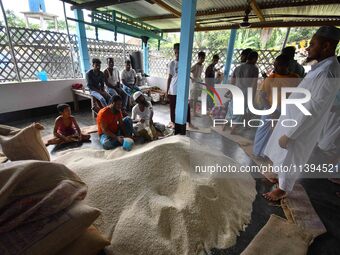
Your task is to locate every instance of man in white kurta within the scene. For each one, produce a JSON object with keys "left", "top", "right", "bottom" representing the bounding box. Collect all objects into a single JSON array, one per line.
[
  {"left": 263, "top": 26, "right": 340, "bottom": 201},
  {"left": 318, "top": 89, "right": 340, "bottom": 153}
]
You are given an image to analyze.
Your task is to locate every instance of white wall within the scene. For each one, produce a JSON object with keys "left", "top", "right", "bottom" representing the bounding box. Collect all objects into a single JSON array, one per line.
[
  {"left": 0, "top": 77, "right": 170, "bottom": 114},
  {"left": 0, "top": 78, "right": 86, "bottom": 114}
]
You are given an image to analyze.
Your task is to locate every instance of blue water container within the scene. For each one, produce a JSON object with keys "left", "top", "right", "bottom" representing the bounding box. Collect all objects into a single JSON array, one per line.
[{"left": 37, "top": 70, "right": 48, "bottom": 81}]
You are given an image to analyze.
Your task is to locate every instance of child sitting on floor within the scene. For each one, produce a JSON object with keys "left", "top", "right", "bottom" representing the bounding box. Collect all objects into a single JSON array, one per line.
[{"left": 47, "top": 104, "right": 90, "bottom": 145}]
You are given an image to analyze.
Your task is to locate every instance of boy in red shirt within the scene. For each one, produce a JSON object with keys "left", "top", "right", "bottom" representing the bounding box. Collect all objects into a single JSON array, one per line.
[{"left": 48, "top": 104, "right": 90, "bottom": 145}]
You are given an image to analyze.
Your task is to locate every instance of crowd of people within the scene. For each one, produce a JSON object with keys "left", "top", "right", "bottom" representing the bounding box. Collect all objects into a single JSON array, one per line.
[
  {"left": 48, "top": 56, "right": 161, "bottom": 150},
  {"left": 225, "top": 26, "right": 340, "bottom": 201},
  {"left": 86, "top": 57, "right": 140, "bottom": 112},
  {"left": 163, "top": 25, "right": 340, "bottom": 201},
  {"left": 165, "top": 43, "right": 224, "bottom": 128},
  {"left": 47, "top": 26, "right": 339, "bottom": 201}
]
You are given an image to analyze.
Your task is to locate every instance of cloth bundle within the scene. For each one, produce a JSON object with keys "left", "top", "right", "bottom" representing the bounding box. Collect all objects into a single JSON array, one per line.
[{"left": 0, "top": 160, "right": 109, "bottom": 255}]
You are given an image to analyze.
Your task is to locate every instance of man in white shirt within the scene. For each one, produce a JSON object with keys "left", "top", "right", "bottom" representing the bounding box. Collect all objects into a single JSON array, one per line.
[
  {"left": 132, "top": 91, "right": 157, "bottom": 141},
  {"left": 166, "top": 43, "right": 193, "bottom": 129},
  {"left": 318, "top": 67, "right": 340, "bottom": 154},
  {"left": 190, "top": 51, "right": 206, "bottom": 117},
  {"left": 263, "top": 26, "right": 340, "bottom": 201},
  {"left": 104, "top": 57, "right": 128, "bottom": 110},
  {"left": 227, "top": 51, "right": 259, "bottom": 134},
  {"left": 121, "top": 59, "right": 140, "bottom": 110},
  {"left": 121, "top": 60, "right": 137, "bottom": 88}
]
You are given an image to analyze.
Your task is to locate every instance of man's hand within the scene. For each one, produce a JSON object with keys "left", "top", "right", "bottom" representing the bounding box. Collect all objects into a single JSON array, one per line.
[
  {"left": 279, "top": 135, "right": 290, "bottom": 149},
  {"left": 117, "top": 136, "right": 124, "bottom": 144}
]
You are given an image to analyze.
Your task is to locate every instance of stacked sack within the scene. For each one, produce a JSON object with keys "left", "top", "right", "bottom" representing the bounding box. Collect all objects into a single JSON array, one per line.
[{"left": 0, "top": 124, "right": 109, "bottom": 255}]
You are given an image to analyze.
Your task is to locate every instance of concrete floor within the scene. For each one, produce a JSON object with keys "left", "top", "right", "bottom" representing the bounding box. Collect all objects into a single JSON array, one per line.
[{"left": 3, "top": 103, "right": 340, "bottom": 255}]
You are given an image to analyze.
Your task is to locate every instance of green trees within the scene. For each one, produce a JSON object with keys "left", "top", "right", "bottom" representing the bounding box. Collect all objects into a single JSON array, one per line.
[
  {"left": 148, "top": 27, "right": 322, "bottom": 51},
  {"left": 0, "top": 9, "right": 75, "bottom": 31},
  {"left": 1, "top": 10, "right": 27, "bottom": 28}
]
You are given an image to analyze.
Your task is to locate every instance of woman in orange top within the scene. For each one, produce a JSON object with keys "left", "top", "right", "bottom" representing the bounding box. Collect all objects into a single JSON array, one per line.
[{"left": 253, "top": 54, "right": 300, "bottom": 159}]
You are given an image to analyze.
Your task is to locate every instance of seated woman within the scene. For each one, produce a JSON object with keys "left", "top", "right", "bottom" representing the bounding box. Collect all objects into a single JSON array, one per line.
[
  {"left": 47, "top": 104, "right": 90, "bottom": 145},
  {"left": 132, "top": 91, "right": 157, "bottom": 141}
]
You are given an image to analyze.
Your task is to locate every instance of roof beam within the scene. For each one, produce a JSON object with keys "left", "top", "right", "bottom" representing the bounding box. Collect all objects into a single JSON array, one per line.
[
  {"left": 149, "top": 0, "right": 181, "bottom": 17},
  {"left": 197, "top": 17, "right": 254, "bottom": 26},
  {"left": 162, "top": 19, "right": 340, "bottom": 32},
  {"left": 140, "top": 14, "right": 175, "bottom": 21},
  {"left": 148, "top": 0, "right": 205, "bottom": 29},
  {"left": 250, "top": 0, "right": 265, "bottom": 22},
  {"left": 70, "top": 0, "right": 139, "bottom": 10},
  {"left": 139, "top": 0, "right": 340, "bottom": 21}
]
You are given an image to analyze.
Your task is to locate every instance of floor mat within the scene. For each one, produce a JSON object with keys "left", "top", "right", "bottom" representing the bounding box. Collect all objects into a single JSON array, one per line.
[
  {"left": 81, "top": 124, "right": 98, "bottom": 134},
  {"left": 241, "top": 214, "right": 312, "bottom": 255},
  {"left": 42, "top": 125, "right": 98, "bottom": 145},
  {"left": 281, "top": 183, "right": 327, "bottom": 240}
]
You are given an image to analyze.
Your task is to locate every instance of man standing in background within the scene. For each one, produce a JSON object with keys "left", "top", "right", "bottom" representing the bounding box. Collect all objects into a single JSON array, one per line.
[
  {"left": 205, "top": 54, "right": 220, "bottom": 111},
  {"left": 166, "top": 43, "right": 194, "bottom": 129}
]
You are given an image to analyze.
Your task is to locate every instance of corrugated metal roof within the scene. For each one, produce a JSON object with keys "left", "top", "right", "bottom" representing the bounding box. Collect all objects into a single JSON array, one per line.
[
  {"left": 62, "top": 0, "right": 340, "bottom": 31},
  {"left": 104, "top": 1, "right": 169, "bottom": 18},
  {"left": 264, "top": 4, "right": 340, "bottom": 16},
  {"left": 196, "top": 0, "right": 247, "bottom": 11},
  {"left": 162, "top": 0, "right": 181, "bottom": 11}
]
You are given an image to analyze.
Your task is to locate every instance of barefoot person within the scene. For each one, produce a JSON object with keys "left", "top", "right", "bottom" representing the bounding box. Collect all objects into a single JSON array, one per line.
[
  {"left": 48, "top": 104, "right": 90, "bottom": 145},
  {"left": 97, "top": 95, "right": 133, "bottom": 150},
  {"left": 263, "top": 26, "right": 340, "bottom": 201},
  {"left": 132, "top": 91, "right": 157, "bottom": 141}
]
